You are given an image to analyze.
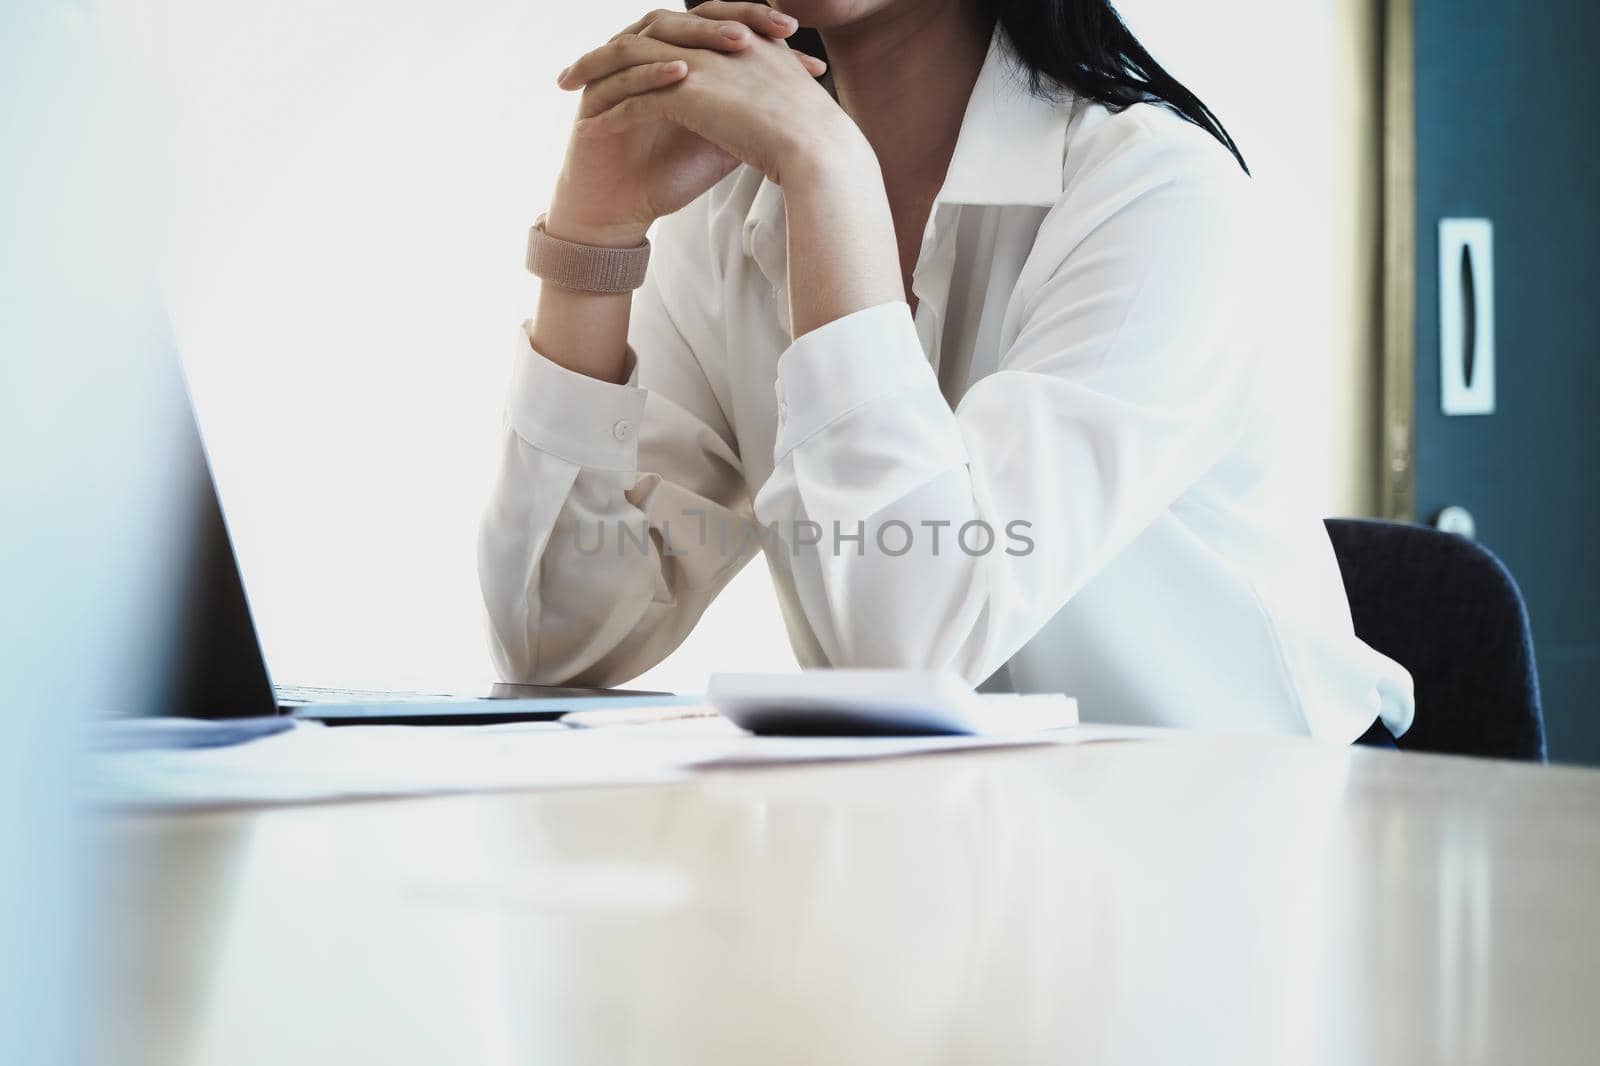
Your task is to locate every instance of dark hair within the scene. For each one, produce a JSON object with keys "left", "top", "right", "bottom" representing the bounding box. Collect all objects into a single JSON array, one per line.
[{"left": 695, "top": 0, "right": 1249, "bottom": 175}]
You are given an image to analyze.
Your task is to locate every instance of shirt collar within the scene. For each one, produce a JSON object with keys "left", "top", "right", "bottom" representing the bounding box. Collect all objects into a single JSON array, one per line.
[
  {"left": 742, "top": 29, "right": 1069, "bottom": 293},
  {"left": 934, "top": 29, "right": 1070, "bottom": 208}
]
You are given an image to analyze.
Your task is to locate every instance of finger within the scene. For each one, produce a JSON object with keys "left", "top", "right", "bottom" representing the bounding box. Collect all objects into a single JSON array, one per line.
[
  {"left": 681, "top": 2, "right": 798, "bottom": 38},
  {"left": 632, "top": 13, "right": 824, "bottom": 77},
  {"left": 557, "top": 35, "right": 693, "bottom": 90},
  {"left": 612, "top": 8, "right": 669, "bottom": 38},
  {"left": 793, "top": 50, "right": 826, "bottom": 78},
  {"left": 616, "top": 4, "right": 794, "bottom": 43},
  {"left": 574, "top": 93, "right": 670, "bottom": 140},
  {"left": 638, "top": 11, "right": 765, "bottom": 53},
  {"left": 578, "top": 59, "right": 688, "bottom": 120}
]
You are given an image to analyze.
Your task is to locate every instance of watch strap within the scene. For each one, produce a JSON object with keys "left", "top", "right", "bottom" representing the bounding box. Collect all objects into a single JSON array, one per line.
[{"left": 525, "top": 214, "right": 651, "bottom": 293}]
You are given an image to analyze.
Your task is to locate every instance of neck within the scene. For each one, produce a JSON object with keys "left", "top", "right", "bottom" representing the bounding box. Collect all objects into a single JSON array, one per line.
[
  {"left": 820, "top": 2, "right": 992, "bottom": 199},
  {"left": 818, "top": 2, "right": 992, "bottom": 307}
]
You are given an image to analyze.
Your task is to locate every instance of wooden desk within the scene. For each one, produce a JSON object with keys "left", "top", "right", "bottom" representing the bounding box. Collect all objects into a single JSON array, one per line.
[{"left": 93, "top": 736, "right": 1600, "bottom": 1065}]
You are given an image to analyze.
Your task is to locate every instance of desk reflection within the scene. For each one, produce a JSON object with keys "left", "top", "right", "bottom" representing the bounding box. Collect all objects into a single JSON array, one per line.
[{"left": 95, "top": 737, "right": 1600, "bottom": 1066}]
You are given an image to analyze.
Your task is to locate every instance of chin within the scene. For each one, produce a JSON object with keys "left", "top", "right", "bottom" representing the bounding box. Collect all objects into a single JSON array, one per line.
[{"left": 769, "top": 1, "right": 895, "bottom": 29}]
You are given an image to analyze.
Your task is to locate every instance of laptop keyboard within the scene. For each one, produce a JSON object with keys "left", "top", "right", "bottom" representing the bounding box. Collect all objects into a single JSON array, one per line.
[{"left": 274, "top": 684, "right": 456, "bottom": 706}]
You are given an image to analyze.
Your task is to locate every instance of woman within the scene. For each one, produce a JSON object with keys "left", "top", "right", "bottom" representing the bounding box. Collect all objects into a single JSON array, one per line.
[{"left": 479, "top": 0, "right": 1414, "bottom": 744}]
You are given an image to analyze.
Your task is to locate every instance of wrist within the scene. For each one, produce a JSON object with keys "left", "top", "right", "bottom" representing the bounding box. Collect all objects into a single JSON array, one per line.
[
  {"left": 774, "top": 113, "right": 879, "bottom": 198},
  {"left": 770, "top": 115, "right": 903, "bottom": 338},
  {"left": 545, "top": 189, "right": 651, "bottom": 249}
]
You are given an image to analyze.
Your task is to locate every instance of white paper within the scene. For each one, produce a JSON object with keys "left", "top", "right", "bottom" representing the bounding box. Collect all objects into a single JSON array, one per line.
[
  {"left": 86, "top": 719, "right": 679, "bottom": 809},
  {"left": 87, "top": 710, "right": 1156, "bottom": 810},
  {"left": 693, "top": 722, "right": 1152, "bottom": 768}
]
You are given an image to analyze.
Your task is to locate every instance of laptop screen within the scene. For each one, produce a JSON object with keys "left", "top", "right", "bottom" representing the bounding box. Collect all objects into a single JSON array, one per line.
[{"left": 1, "top": 282, "right": 278, "bottom": 719}]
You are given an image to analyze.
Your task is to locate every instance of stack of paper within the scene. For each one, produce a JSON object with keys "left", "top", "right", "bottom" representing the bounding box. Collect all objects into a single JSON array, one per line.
[{"left": 88, "top": 706, "right": 1152, "bottom": 810}]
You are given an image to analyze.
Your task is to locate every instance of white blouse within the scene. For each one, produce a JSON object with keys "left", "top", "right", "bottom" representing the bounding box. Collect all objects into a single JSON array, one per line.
[{"left": 479, "top": 35, "right": 1414, "bottom": 741}]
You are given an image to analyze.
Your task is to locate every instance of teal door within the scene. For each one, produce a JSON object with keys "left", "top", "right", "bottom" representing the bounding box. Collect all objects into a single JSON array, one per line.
[{"left": 1410, "top": 0, "right": 1600, "bottom": 762}]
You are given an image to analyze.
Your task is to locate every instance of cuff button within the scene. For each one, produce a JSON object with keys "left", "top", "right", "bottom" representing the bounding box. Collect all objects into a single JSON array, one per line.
[{"left": 612, "top": 419, "right": 634, "bottom": 442}]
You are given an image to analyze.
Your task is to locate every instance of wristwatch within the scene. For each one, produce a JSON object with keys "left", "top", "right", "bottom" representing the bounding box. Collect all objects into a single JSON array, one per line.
[{"left": 525, "top": 213, "right": 651, "bottom": 293}]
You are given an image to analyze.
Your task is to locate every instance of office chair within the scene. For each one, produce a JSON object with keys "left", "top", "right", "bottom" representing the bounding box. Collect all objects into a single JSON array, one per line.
[{"left": 1323, "top": 518, "right": 1545, "bottom": 761}]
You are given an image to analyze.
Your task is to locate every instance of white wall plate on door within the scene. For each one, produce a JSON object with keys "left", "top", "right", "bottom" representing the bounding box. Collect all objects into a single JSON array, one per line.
[{"left": 1439, "top": 218, "right": 1496, "bottom": 415}]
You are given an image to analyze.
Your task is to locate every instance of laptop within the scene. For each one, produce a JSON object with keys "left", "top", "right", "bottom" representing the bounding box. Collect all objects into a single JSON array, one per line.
[{"left": 37, "top": 293, "right": 684, "bottom": 727}]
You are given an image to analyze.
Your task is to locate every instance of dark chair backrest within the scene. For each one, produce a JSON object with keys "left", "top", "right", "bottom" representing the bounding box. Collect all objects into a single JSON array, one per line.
[{"left": 1323, "top": 519, "right": 1545, "bottom": 761}]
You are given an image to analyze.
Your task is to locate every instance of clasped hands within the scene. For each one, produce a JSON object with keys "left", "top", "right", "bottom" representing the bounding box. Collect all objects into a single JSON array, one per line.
[{"left": 547, "top": 2, "right": 870, "bottom": 247}]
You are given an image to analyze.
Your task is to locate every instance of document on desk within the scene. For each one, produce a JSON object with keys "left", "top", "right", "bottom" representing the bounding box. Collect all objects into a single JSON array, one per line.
[
  {"left": 88, "top": 719, "right": 675, "bottom": 809},
  {"left": 88, "top": 707, "right": 1156, "bottom": 810},
  {"left": 687, "top": 723, "right": 1152, "bottom": 769}
]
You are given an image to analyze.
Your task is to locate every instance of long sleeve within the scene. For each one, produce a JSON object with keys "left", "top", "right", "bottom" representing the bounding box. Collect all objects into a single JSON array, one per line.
[
  {"left": 752, "top": 152, "right": 1257, "bottom": 684},
  {"left": 477, "top": 233, "right": 757, "bottom": 686}
]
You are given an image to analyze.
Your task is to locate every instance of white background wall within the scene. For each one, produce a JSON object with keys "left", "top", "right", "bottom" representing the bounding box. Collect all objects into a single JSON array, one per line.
[{"left": 121, "top": 1, "right": 1367, "bottom": 696}]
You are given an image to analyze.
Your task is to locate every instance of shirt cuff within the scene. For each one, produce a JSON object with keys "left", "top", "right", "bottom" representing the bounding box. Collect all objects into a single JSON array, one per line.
[
  {"left": 506, "top": 321, "right": 646, "bottom": 471},
  {"left": 773, "top": 301, "right": 941, "bottom": 457}
]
